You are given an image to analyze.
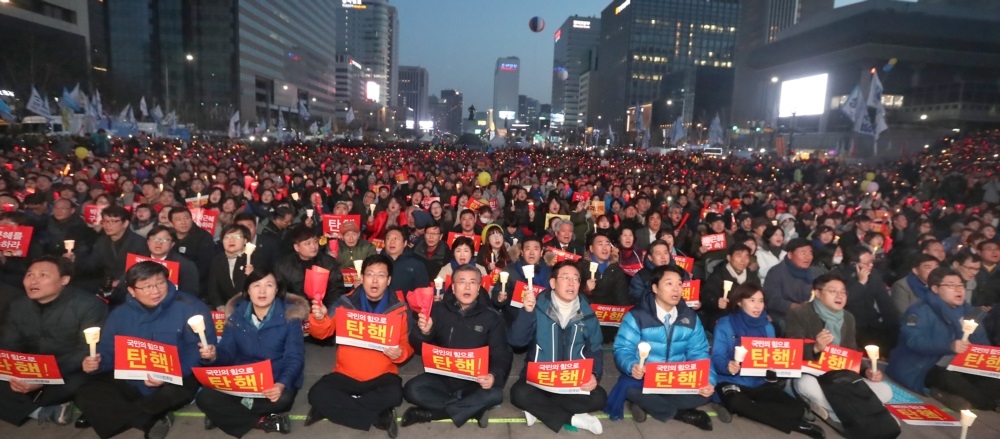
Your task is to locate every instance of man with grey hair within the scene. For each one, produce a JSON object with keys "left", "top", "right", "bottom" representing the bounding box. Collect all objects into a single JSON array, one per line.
[{"left": 548, "top": 219, "right": 584, "bottom": 257}]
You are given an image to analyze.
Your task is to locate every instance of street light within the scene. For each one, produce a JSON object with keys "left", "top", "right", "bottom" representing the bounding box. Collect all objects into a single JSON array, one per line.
[
  {"left": 771, "top": 76, "right": 779, "bottom": 83},
  {"left": 185, "top": 54, "right": 194, "bottom": 61},
  {"left": 165, "top": 54, "right": 195, "bottom": 113}
]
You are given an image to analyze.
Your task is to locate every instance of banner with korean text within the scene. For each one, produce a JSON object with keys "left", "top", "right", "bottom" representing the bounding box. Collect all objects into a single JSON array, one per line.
[
  {"left": 0, "top": 350, "right": 63, "bottom": 384},
  {"left": 739, "top": 337, "right": 803, "bottom": 378},
  {"left": 113, "top": 336, "right": 183, "bottom": 385},
  {"left": 421, "top": 344, "right": 488, "bottom": 381},
  {"left": 334, "top": 309, "right": 402, "bottom": 351},
  {"left": 526, "top": 359, "right": 594, "bottom": 394},
  {"left": 193, "top": 360, "right": 274, "bottom": 398}
]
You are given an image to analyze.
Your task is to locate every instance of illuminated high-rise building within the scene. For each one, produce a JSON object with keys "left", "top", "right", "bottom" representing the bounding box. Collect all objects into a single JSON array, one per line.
[
  {"left": 493, "top": 56, "right": 520, "bottom": 127},
  {"left": 552, "top": 16, "right": 600, "bottom": 130}
]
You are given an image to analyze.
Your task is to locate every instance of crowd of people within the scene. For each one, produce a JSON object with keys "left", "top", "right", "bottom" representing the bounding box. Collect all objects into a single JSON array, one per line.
[{"left": 0, "top": 130, "right": 999, "bottom": 439}]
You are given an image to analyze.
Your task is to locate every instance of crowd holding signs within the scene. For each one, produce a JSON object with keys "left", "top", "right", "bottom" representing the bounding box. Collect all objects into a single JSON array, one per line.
[{"left": 2, "top": 132, "right": 1000, "bottom": 438}]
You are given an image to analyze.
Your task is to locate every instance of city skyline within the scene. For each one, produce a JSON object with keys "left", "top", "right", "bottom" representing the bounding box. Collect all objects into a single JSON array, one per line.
[{"left": 396, "top": 0, "right": 609, "bottom": 112}]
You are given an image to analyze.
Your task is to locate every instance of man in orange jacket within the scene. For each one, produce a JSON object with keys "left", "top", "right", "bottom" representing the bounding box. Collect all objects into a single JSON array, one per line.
[{"left": 303, "top": 254, "right": 412, "bottom": 438}]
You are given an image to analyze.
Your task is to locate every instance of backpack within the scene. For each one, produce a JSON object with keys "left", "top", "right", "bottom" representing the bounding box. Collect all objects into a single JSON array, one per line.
[{"left": 817, "top": 370, "right": 901, "bottom": 439}]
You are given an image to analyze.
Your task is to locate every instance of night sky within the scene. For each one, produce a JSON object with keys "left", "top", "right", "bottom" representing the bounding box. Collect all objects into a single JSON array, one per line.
[{"left": 396, "top": 0, "right": 609, "bottom": 112}]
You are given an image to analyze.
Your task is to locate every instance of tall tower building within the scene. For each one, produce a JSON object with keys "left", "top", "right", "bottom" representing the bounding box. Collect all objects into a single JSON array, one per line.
[
  {"left": 398, "top": 66, "right": 429, "bottom": 123},
  {"left": 334, "top": 0, "right": 398, "bottom": 107},
  {"left": 439, "top": 89, "right": 464, "bottom": 134},
  {"left": 592, "top": 0, "right": 741, "bottom": 135},
  {"left": 552, "top": 16, "right": 601, "bottom": 130},
  {"left": 493, "top": 56, "right": 520, "bottom": 128}
]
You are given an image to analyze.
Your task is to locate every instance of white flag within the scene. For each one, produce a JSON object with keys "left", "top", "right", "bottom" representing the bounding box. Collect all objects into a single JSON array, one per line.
[
  {"left": 308, "top": 121, "right": 318, "bottom": 133},
  {"left": 241, "top": 121, "right": 250, "bottom": 135},
  {"left": 841, "top": 85, "right": 863, "bottom": 124},
  {"left": 118, "top": 104, "right": 131, "bottom": 122},
  {"left": 228, "top": 111, "right": 240, "bottom": 138},
  {"left": 92, "top": 90, "right": 103, "bottom": 117},
  {"left": 139, "top": 96, "right": 148, "bottom": 117},
  {"left": 346, "top": 106, "right": 355, "bottom": 124},
  {"left": 127, "top": 105, "right": 136, "bottom": 124},
  {"left": 855, "top": 111, "right": 876, "bottom": 137},
  {"left": 298, "top": 99, "right": 310, "bottom": 120},
  {"left": 151, "top": 105, "right": 164, "bottom": 122},
  {"left": 27, "top": 86, "right": 50, "bottom": 117},
  {"left": 867, "top": 73, "right": 884, "bottom": 109},
  {"left": 670, "top": 116, "right": 686, "bottom": 145}
]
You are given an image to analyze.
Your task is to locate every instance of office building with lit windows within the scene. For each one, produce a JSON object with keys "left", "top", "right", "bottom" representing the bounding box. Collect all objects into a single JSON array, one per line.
[
  {"left": 591, "top": 0, "right": 740, "bottom": 142},
  {"left": 493, "top": 56, "right": 520, "bottom": 128},
  {"left": 552, "top": 16, "right": 600, "bottom": 131}
]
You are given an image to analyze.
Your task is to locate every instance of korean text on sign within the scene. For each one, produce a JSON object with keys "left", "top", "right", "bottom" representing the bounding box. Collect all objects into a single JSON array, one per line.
[
  {"left": 681, "top": 280, "right": 701, "bottom": 307},
  {"left": 801, "top": 345, "right": 862, "bottom": 375},
  {"left": 701, "top": 233, "right": 727, "bottom": 252},
  {"left": 0, "top": 225, "right": 34, "bottom": 257},
  {"left": 545, "top": 246, "right": 582, "bottom": 263},
  {"left": 211, "top": 311, "right": 226, "bottom": 337},
  {"left": 674, "top": 255, "right": 694, "bottom": 274},
  {"left": 125, "top": 253, "right": 180, "bottom": 285},
  {"left": 322, "top": 214, "right": 361, "bottom": 236},
  {"left": 526, "top": 359, "right": 594, "bottom": 394},
  {"left": 947, "top": 344, "right": 1000, "bottom": 379},
  {"left": 739, "top": 337, "right": 803, "bottom": 378},
  {"left": 884, "top": 404, "right": 959, "bottom": 426},
  {"left": 0, "top": 349, "right": 64, "bottom": 384},
  {"left": 510, "top": 281, "right": 546, "bottom": 309},
  {"left": 591, "top": 304, "right": 633, "bottom": 327},
  {"left": 193, "top": 360, "right": 275, "bottom": 398},
  {"left": 421, "top": 344, "right": 489, "bottom": 381},
  {"left": 112, "top": 336, "right": 183, "bottom": 385},
  {"left": 642, "top": 359, "right": 710, "bottom": 395},
  {"left": 334, "top": 309, "right": 402, "bottom": 351}
]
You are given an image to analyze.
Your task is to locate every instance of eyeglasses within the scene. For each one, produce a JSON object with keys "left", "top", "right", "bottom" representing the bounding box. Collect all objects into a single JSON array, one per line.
[
  {"left": 558, "top": 275, "right": 581, "bottom": 283},
  {"left": 223, "top": 233, "right": 246, "bottom": 241},
  {"left": 938, "top": 283, "right": 966, "bottom": 290},
  {"left": 149, "top": 236, "right": 172, "bottom": 243},
  {"left": 134, "top": 280, "right": 166, "bottom": 294},
  {"left": 454, "top": 279, "right": 479, "bottom": 287},
  {"left": 821, "top": 289, "right": 848, "bottom": 297}
]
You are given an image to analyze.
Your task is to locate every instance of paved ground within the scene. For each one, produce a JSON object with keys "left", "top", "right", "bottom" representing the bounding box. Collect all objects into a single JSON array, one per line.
[{"left": 3, "top": 342, "right": 999, "bottom": 439}]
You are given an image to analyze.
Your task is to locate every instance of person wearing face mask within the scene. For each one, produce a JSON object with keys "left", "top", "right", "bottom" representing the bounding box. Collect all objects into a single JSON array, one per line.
[
  {"left": 785, "top": 273, "right": 894, "bottom": 434},
  {"left": 196, "top": 270, "right": 307, "bottom": 436},
  {"left": 700, "top": 243, "right": 757, "bottom": 334},
  {"left": 491, "top": 235, "right": 552, "bottom": 328},
  {"left": 402, "top": 265, "right": 512, "bottom": 428},
  {"left": 606, "top": 265, "right": 719, "bottom": 430},
  {"left": 711, "top": 284, "right": 826, "bottom": 439}
]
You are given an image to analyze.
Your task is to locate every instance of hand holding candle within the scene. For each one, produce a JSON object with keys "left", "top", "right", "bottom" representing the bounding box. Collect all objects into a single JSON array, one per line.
[
  {"left": 306, "top": 208, "right": 314, "bottom": 218},
  {"left": 187, "top": 315, "right": 208, "bottom": 346},
  {"left": 865, "top": 345, "right": 880, "bottom": 373},
  {"left": 589, "top": 261, "right": 598, "bottom": 279},
  {"left": 522, "top": 265, "right": 535, "bottom": 289},
  {"left": 960, "top": 409, "right": 977, "bottom": 439},
  {"left": 722, "top": 280, "right": 733, "bottom": 299},
  {"left": 499, "top": 271, "right": 509, "bottom": 289},
  {"left": 83, "top": 327, "right": 101, "bottom": 357},
  {"left": 434, "top": 277, "right": 444, "bottom": 299},
  {"left": 64, "top": 240, "right": 75, "bottom": 252},
  {"left": 962, "top": 319, "right": 978, "bottom": 342},
  {"left": 244, "top": 242, "right": 256, "bottom": 259},
  {"left": 353, "top": 259, "right": 363, "bottom": 276},
  {"left": 637, "top": 342, "right": 651, "bottom": 368},
  {"left": 369, "top": 203, "right": 376, "bottom": 213},
  {"left": 734, "top": 345, "right": 748, "bottom": 363}
]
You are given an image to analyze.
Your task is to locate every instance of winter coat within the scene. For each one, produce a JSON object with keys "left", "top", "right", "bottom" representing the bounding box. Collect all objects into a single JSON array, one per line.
[
  {"left": 508, "top": 290, "right": 604, "bottom": 382},
  {"left": 699, "top": 264, "right": 758, "bottom": 333},
  {"left": 409, "top": 292, "right": 513, "bottom": 389},
  {"left": 335, "top": 238, "right": 378, "bottom": 269},
  {"left": 577, "top": 256, "right": 630, "bottom": 306},
  {"left": 215, "top": 294, "right": 308, "bottom": 390},
  {"left": 785, "top": 302, "right": 858, "bottom": 359},
  {"left": 762, "top": 259, "right": 825, "bottom": 325},
  {"left": 711, "top": 314, "right": 777, "bottom": 389},
  {"left": 490, "top": 259, "right": 552, "bottom": 327},
  {"left": 613, "top": 292, "right": 715, "bottom": 385},
  {"left": 274, "top": 251, "right": 348, "bottom": 308}
]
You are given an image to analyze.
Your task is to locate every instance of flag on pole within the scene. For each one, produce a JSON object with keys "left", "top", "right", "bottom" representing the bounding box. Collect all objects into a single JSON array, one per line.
[
  {"left": 127, "top": 105, "right": 136, "bottom": 124},
  {"left": 322, "top": 117, "right": 332, "bottom": 134},
  {"left": 151, "top": 105, "right": 164, "bottom": 122},
  {"left": 607, "top": 123, "right": 615, "bottom": 145},
  {"left": 298, "top": 99, "right": 310, "bottom": 120},
  {"left": 0, "top": 99, "right": 15, "bottom": 121},
  {"left": 91, "top": 90, "right": 103, "bottom": 117},
  {"left": 670, "top": 116, "right": 686, "bottom": 146},
  {"left": 27, "top": 86, "right": 51, "bottom": 118},
  {"left": 61, "top": 86, "right": 82, "bottom": 112},
  {"left": 139, "top": 96, "right": 149, "bottom": 118},
  {"left": 346, "top": 106, "right": 355, "bottom": 124},
  {"left": 841, "top": 85, "right": 863, "bottom": 124},
  {"left": 867, "top": 73, "right": 884, "bottom": 109},
  {"left": 308, "top": 121, "right": 318, "bottom": 133},
  {"left": 118, "top": 104, "right": 131, "bottom": 122},
  {"left": 228, "top": 111, "right": 240, "bottom": 138},
  {"left": 277, "top": 110, "right": 285, "bottom": 132}
]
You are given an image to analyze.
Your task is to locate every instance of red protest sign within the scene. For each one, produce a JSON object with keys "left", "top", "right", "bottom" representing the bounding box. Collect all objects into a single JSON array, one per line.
[
  {"left": 674, "top": 255, "right": 694, "bottom": 274},
  {"left": 211, "top": 311, "right": 226, "bottom": 337},
  {"left": 681, "top": 280, "right": 701, "bottom": 307},
  {"left": 642, "top": 359, "right": 710, "bottom": 394},
  {"left": 885, "top": 404, "right": 959, "bottom": 426},
  {"left": 447, "top": 232, "right": 482, "bottom": 253},
  {"left": 125, "top": 253, "right": 180, "bottom": 285},
  {"left": 947, "top": 344, "right": 1000, "bottom": 379},
  {"left": 421, "top": 344, "right": 489, "bottom": 381},
  {"left": 572, "top": 191, "right": 591, "bottom": 203},
  {"left": 801, "top": 345, "right": 863, "bottom": 375},
  {"left": 545, "top": 246, "right": 582, "bottom": 263},
  {"left": 185, "top": 196, "right": 209, "bottom": 209},
  {"left": 394, "top": 172, "right": 408, "bottom": 184},
  {"left": 526, "top": 359, "right": 594, "bottom": 394},
  {"left": 701, "top": 233, "right": 727, "bottom": 252},
  {"left": 510, "top": 281, "right": 546, "bottom": 309},
  {"left": 193, "top": 360, "right": 275, "bottom": 398},
  {"left": 739, "top": 337, "right": 804, "bottom": 378},
  {"left": 113, "top": 335, "right": 183, "bottom": 385},
  {"left": 334, "top": 309, "right": 402, "bottom": 351},
  {"left": 342, "top": 268, "right": 359, "bottom": 287},
  {"left": 0, "top": 225, "right": 33, "bottom": 257},
  {"left": 83, "top": 204, "right": 102, "bottom": 225},
  {"left": 620, "top": 261, "right": 642, "bottom": 277},
  {"left": 304, "top": 266, "right": 330, "bottom": 302},
  {"left": 588, "top": 201, "right": 606, "bottom": 216},
  {"left": 371, "top": 184, "right": 388, "bottom": 195},
  {"left": 482, "top": 267, "right": 503, "bottom": 292},
  {"left": 488, "top": 198, "right": 499, "bottom": 210},
  {"left": 101, "top": 170, "right": 120, "bottom": 186},
  {"left": 191, "top": 208, "right": 219, "bottom": 234},
  {"left": 322, "top": 214, "right": 361, "bottom": 236},
  {"left": 0, "top": 349, "right": 64, "bottom": 385},
  {"left": 591, "top": 304, "right": 632, "bottom": 327},
  {"left": 466, "top": 198, "right": 486, "bottom": 211},
  {"left": 371, "top": 239, "right": 385, "bottom": 251}
]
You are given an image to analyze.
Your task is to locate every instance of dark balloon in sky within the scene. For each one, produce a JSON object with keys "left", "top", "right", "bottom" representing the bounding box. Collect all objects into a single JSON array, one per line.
[{"left": 529, "top": 16, "right": 545, "bottom": 32}]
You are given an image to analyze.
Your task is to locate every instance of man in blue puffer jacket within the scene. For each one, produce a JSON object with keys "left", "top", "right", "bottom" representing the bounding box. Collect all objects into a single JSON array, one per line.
[
  {"left": 887, "top": 267, "right": 1000, "bottom": 411},
  {"left": 76, "top": 262, "right": 216, "bottom": 439},
  {"left": 608, "top": 265, "right": 716, "bottom": 430}
]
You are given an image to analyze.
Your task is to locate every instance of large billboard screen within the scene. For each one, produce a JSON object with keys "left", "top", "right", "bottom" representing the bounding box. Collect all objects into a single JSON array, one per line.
[
  {"left": 366, "top": 81, "right": 380, "bottom": 102},
  {"left": 778, "top": 74, "right": 828, "bottom": 117}
]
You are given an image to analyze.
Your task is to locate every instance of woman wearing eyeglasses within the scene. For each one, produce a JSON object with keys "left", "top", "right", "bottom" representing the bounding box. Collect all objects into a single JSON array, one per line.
[
  {"left": 507, "top": 261, "right": 607, "bottom": 435},
  {"left": 887, "top": 267, "right": 1000, "bottom": 412},
  {"left": 206, "top": 224, "right": 256, "bottom": 310},
  {"left": 303, "top": 254, "right": 413, "bottom": 438}
]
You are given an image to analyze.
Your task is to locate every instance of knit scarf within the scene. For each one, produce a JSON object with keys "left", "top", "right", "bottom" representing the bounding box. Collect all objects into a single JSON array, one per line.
[
  {"left": 924, "top": 289, "right": 965, "bottom": 341},
  {"left": 730, "top": 307, "right": 770, "bottom": 343},
  {"left": 360, "top": 291, "right": 388, "bottom": 314},
  {"left": 725, "top": 263, "right": 747, "bottom": 284},
  {"left": 906, "top": 273, "right": 933, "bottom": 303},
  {"left": 784, "top": 258, "right": 814, "bottom": 283},
  {"left": 764, "top": 243, "right": 783, "bottom": 259},
  {"left": 811, "top": 299, "right": 844, "bottom": 346}
]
